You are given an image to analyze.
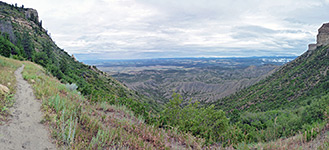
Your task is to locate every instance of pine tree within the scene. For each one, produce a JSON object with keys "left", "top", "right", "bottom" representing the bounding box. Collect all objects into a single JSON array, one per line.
[{"left": 21, "top": 31, "right": 35, "bottom": 60}]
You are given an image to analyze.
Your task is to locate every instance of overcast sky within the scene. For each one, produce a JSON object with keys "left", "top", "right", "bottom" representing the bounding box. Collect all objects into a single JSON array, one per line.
[{"left": 3, "top": 0, "right": 329, "bottom": 60}]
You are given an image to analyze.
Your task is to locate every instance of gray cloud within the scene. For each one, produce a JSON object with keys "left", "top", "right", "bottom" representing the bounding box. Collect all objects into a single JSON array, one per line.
[{"left": 3, "top": 0, "right": 329, "bottom": 59}]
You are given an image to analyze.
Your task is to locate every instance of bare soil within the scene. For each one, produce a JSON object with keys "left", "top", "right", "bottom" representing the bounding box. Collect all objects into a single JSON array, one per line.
[{"left": 0, "top": 65, "right": 56, "bottom": 150}]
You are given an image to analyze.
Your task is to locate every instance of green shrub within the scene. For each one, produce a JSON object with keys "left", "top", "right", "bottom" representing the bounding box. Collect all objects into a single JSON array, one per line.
[
  {"left": 0, "top": 34, "right": 20, "bottom": 57},
  {"left": 158, "top": 92, "right": 229, "bottom": 144}
]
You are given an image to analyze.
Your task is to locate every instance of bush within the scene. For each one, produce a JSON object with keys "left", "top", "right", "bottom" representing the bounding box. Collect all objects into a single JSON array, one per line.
[
  {"left": 33, "top": 52, "right": 49, "bottom": 67},
  {"left": 223, "top": 93, "right": 329, "bottom": 145},
  {"left": 158, "top": 92, "right": 229, "bottom": 144},
  {"left": 0, "top": 34, "right": 20, "bottom": 57},
  {"left": 65, "top": 83, "right": 78, "bottom": 91}
]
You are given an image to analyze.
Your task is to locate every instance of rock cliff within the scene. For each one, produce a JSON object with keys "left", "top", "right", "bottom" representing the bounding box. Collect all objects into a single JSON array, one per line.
[
  {"left": 317, "top": 23, "right": 329, "bottom": 46},
  {"left": 24, "top": 8, "right": 39, "bottom": 23},
  {"left": 308, "top": 23, "right": 329, "bottom": 50}
]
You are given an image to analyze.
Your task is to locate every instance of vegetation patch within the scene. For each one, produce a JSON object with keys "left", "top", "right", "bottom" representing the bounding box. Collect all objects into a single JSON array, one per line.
[
  {"left": 0, "top": 56, "right": 21, "bottom": 123},
  {"left": 22, "top": 61, "right": 206, "bottom": 149}
]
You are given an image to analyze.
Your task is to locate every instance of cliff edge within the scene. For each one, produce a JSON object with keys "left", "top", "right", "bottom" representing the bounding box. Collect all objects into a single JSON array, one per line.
[{"left": 308, "top": 23, "right": 329, "bottom": 50}]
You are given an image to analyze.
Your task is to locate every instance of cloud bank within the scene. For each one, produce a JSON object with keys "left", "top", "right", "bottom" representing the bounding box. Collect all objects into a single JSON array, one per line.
[{"left": 3, "top": 0, "right": 329, "bottom": 59}]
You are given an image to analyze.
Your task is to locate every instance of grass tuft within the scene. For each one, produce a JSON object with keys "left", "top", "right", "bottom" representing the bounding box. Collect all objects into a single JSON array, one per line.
[{"left": 0, "top": 56, "right": 22, "bottom": 123}]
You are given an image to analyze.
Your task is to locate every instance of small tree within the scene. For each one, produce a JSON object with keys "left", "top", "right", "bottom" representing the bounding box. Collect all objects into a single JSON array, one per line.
[
  {"left": 21, "top": 31, "right": 35, "bottom": 60},
  {"left": 162, "top": 92, "right": 183, "bottom": 125}
]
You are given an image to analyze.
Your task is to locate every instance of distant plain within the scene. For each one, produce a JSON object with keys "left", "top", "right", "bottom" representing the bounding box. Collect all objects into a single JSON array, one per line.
[{"left": 87, "top": 57, "right": 296, "bottom": 104}]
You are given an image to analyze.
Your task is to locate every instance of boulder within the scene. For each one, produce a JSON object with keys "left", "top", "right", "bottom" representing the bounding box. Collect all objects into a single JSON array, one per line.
[{"left": 0, "top": 84, "right": 9, "bottom": 94}]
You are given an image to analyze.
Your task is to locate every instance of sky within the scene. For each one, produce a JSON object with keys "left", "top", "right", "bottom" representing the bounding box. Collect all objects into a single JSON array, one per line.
[{"left": 3, "top": 0, "right": 329, "bottom": 60}]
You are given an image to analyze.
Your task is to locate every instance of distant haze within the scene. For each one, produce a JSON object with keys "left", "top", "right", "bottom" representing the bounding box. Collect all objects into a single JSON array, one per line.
[{"left": 3, "top": 0, "right": 329, "bottom": 60}]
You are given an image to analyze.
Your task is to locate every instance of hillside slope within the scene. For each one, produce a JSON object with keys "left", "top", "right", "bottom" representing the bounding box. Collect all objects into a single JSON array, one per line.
[
  {"left": 0, "top": 2, "right": 159, "bottom": 115},
  {"left": 0, "top": 55, "right": 205, "bottom": 149},
  {"left": 204, "top": 23, "right": 329, "bottom": 146},
  {"left": 213, "top": 23, "right": 329, "bottom": 113}
]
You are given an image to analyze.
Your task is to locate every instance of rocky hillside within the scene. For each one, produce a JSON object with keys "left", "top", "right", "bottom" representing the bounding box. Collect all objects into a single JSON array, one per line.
[{"left": 0, "top": 2, "right": 159, "bottom": 115}]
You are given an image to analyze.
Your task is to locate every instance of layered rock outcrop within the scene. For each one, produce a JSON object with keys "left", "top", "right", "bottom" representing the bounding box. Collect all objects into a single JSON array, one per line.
[
  {"left": 25, "top": 8, "right": 39, "bottom": 22},
  {"left": 308, "top": 23, "right": 329, "bottom": 50},
  {"left": 0, "top": 20, "right": 16, "bottom": 43},
  {"left": 0, "top": 8, "right": 39, "bottom": 43},
  {"left": 317, "top": 23, "right": 329, "bottom": 46}
]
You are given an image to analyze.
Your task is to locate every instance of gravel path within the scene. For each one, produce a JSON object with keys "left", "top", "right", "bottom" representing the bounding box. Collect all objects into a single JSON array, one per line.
[{"left": 0, "top": 65, "right": 56, "bottom": 150}]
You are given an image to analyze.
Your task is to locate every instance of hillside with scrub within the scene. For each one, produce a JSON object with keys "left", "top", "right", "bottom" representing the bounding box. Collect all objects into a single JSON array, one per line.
[
  {"left": 208, "top": 23, "right": 329, "bottom": 147},
  {"left": 0, "top": 56, "right": 209, "bottom": 149},
  {"left": 1, "top": 1, "right": 329, "bottom": 149},
  {"left": 0, "top": 1, "right": 160, "bottom": 117}
]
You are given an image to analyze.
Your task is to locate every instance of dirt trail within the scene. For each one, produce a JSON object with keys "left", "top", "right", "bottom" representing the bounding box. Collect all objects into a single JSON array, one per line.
[{"left": 0, "top": 65, "right": 56, "bottom": 150}]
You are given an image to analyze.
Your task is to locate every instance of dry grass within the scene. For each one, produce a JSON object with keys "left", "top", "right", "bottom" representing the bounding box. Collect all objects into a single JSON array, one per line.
[
  {"left": 246, "top": 122, "right": 329, "bottom": 149},
  {"left": 0, "top": 56, "right": 22, "bottom": 123},
  {"left": 3, "top": 57, "right": 329, "bottom": 149},
  {"left": 21, "top": 60, "right": 207, "bottom": 149}
]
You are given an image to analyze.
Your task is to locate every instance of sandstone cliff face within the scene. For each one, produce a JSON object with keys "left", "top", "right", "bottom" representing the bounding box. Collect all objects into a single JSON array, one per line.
[
  {"left": 24, "top": 8, "right": 39, "bottom": 23},
  {"left": 308, "top": 44, "right": 317, "bottom": 51},
  {"left": 0, "top": 20, "right": 16, "bottom": 43},
  {"left": 0, "top": 7, "right": 40, "bottom": 44},
  {"left": 308, "top": 23, "right": 329, "bottom": 50},
  {"left": 317, "top": 23, "right": 329, "bottom": 46}
]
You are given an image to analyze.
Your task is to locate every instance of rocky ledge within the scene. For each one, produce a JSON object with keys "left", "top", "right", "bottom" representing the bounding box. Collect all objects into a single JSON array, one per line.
[{"left": 308, "top": 23, "right": 329, "bottom": 50}]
